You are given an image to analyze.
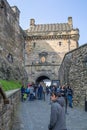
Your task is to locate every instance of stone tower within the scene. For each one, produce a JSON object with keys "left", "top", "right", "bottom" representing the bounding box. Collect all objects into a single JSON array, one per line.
[
  {"left": 25, "top": 17, "right": 79, "bottom": 84},
  {"left": 0, "top": 0, "right": 26, "bottom": 81}
]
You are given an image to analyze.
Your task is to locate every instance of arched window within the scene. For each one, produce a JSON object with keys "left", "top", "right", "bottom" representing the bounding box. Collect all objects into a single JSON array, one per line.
[
  {"left": 33, "top": 42, "right": 36, "bottom": 48},
  {"left": 7, "top": 53, "right": 13, "bottom": 63},
  {"left": 59, "top": 42, "right": 62, "bottom": 46}
]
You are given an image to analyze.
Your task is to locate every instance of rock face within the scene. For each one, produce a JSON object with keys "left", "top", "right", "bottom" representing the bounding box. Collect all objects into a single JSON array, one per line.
[
  {"left": 59, "top": 43, "right": 87, "bottom": 108},
  {"left": 25, "top": 18, "right": 79, "bottom": 83},
  {"left": 0, "top": 0, "right": 27, "bottom": 82}
]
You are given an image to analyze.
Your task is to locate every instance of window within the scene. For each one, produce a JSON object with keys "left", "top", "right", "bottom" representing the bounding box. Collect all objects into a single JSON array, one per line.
[
  {"left": 7, "top": 53, "right": 13, "bottom": 63},
  {"left": 33, "top": 42, "right": 36, "bottom": 48},
  {"left": 59, "top": 42, "right": 61, "bottom": 46},
  {"left": 1, "top": 0, "right": 7, "bottom": 16}
]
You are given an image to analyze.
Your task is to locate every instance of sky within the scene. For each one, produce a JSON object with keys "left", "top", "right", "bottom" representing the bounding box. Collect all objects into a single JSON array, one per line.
[{"left": 7, "top": 0, "right": 87, "bottom": 46}]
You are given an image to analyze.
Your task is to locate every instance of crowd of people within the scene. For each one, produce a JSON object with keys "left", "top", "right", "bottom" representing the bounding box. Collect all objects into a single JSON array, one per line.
[
  {"left": 21, "top": 82, "right": 49, "bottom": 102},
  {"left": 21, "top": 82, "right": 73, "bottom": 109},
  {"left": 48, "top": 84, "right": 73, "bottom": 130},
  {"left": 21, "top": 82, "right": 73, "bottom": 130}
]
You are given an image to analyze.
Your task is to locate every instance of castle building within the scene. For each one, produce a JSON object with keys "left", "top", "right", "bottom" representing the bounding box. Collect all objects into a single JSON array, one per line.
[{"left": 25, "top": 17, "right": 79, "bottom": 84}]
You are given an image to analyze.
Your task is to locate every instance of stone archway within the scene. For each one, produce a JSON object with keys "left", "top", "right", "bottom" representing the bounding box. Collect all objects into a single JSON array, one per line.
[{"left": 35, "top": 74, "right": 51, "bottom": 84}]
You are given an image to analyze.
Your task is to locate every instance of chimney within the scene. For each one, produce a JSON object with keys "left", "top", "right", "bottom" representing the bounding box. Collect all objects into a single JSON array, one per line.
[
  {"left": 68, "top": 17, "right": 73, "bottom": 28},
  {"left": 30, "top": 19, "right": 35, "bottom": 26}
]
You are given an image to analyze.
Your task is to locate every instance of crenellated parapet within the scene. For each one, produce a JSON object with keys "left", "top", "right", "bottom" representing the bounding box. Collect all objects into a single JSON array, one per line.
[{"left": 0, "top": 0, "right": 20, "bottom": 23}]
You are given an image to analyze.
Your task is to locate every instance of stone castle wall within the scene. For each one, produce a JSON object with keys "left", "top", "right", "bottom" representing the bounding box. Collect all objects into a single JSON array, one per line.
[
  {"left": 25, "top": 38, "right": 77, "bottom": 82},
  {"left": 25, "top": 39, "right": 76, "bottom": 82},
  {"left": 0, "top": 0, "right": 26, "bottom": 81},
  {"left": 0, "top": 89, "right": 20, "bottom": 130},
  {"left": 25, "top": 39, "right": 65, "bottom": 82},
  {"left": 59, "top": 43, "right": 87, "bottom": 108}
]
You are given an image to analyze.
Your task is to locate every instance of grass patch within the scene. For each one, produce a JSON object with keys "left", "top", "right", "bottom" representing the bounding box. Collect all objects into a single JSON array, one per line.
[{"left": 0, "top": 80, "right": 22, "bottom": 91}]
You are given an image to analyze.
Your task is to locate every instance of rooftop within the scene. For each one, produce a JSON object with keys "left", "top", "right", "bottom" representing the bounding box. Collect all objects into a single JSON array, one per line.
[{"left": 27, "top": 17, "right": 74, "bottom": 33}]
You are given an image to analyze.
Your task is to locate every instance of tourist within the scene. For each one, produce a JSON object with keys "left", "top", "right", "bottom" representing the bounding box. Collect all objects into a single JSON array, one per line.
[
  {"left": 21, "top": 85, "right": 25, "bottom": 102},
  {"left": 48, "top": 92, "right": 67, "bottom": 130},
  {"left": 67, "top": 85, "right": 73, "bottom": 108},
  {"left": 23, "top": 92, "right": 27, "bottom": 101},
  {"left": 37, "top": 83, "right": 43, "bottom": 100},
  {"left": 60, "top": 85, "right": 68, "bottom": 113},
  {"left": 29, "top": 85, "right": 34, "bottom": 101},
  {"left": 57, "top": 92, "right": 65, "bottom": 109}
]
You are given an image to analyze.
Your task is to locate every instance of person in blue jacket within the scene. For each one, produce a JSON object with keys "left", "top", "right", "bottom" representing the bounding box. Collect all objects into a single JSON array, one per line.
[{"left": 21, "top": 85, "right": 25, "bottom": 102}]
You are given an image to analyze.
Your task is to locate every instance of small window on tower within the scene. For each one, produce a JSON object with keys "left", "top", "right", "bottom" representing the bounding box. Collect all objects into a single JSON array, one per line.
[
  {"left": 59, "top": 42, "right": 61, "bottom": 46},
  {"left": 33, "top": 42, "right": 36, "bottom": 48},
  {"left": 7, "top": 53, "right": 13, "bottom": 63}
]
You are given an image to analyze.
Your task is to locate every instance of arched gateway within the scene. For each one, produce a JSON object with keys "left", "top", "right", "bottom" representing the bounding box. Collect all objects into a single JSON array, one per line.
[
  {"left": 24, "top": 17, "right": 79, "bottom": 83},
  {"left": 35, "top": 73, "right": 51, "bottom": 84}
]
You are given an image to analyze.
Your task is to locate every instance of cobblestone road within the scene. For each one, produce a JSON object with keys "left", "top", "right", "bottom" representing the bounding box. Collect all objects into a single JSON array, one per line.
[{"left": 12, "top": 95, "right": 87, "bottom": 130}]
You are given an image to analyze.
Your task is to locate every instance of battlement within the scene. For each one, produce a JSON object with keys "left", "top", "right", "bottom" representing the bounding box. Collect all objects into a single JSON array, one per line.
[
  {"left": 0, "top": 0, "right": 20, "bottom": 23},
  {"left": 11, "top": 6, "right": 20, "bottom": 22}
]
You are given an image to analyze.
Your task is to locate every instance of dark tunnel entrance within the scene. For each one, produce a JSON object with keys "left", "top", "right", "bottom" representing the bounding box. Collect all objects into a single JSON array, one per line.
[{"left": 36, "top": 75, "right": 51, "bottom": 86}]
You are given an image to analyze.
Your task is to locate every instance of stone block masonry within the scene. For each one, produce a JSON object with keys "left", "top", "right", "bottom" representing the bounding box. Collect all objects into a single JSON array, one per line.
[
  {"left": 59, "top": 43, "right": 87, "bottom": 109},
  {"left": 0, "top": 89, "right": 21, "bottom": 130},
  {"left": 25, "top": 17, "right": 79, "bottom": 83},
  {"left": 0, "top": 0, "right": 27, "bottom": 82}
]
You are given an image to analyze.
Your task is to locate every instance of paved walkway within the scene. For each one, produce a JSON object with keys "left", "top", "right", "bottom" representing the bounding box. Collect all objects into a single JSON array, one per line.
[{"left": 12, "top": 95, "right": 87, "bottom": 130}]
